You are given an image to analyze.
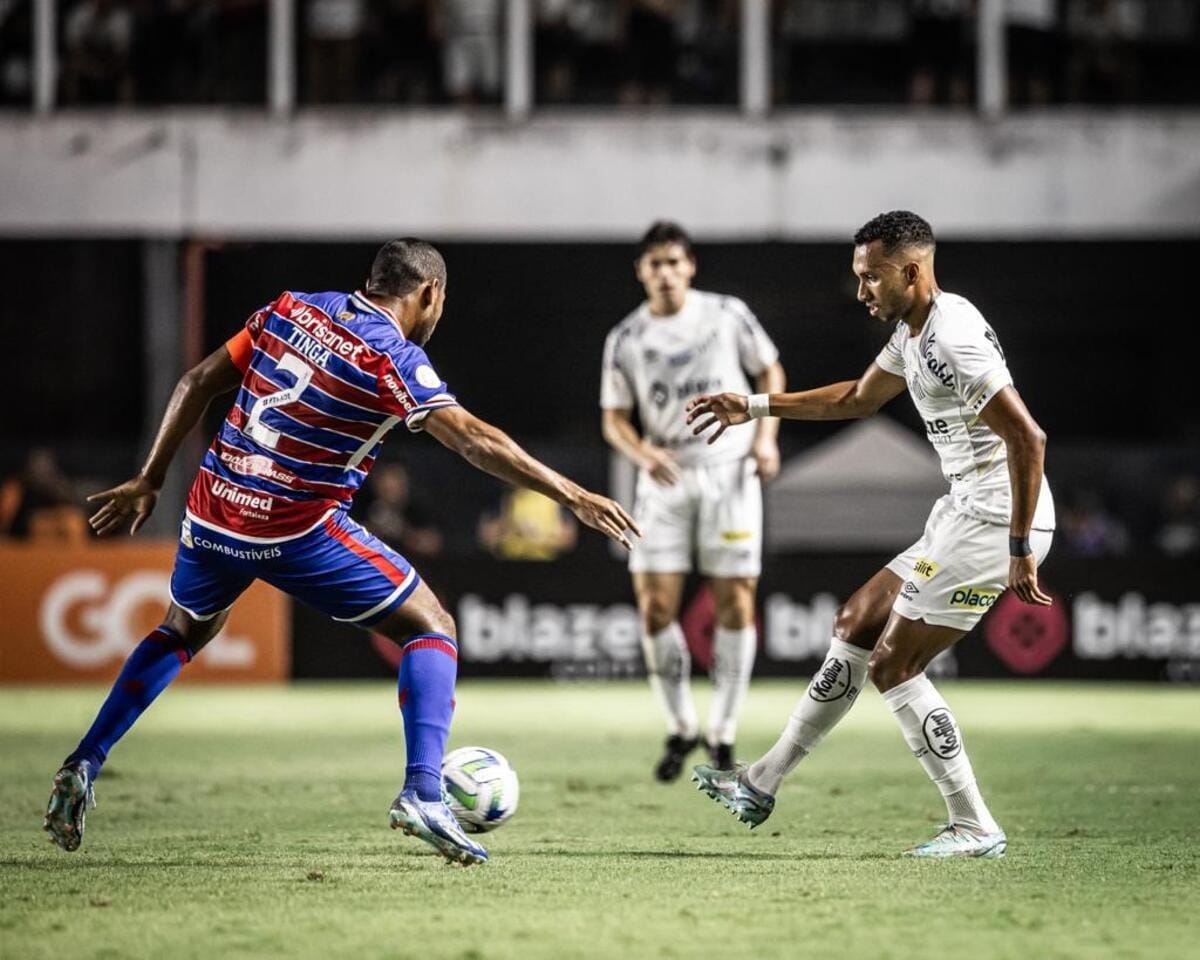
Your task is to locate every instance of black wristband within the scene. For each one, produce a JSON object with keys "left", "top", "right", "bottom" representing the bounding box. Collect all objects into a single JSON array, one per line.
[{"left": 1009, "top": 536, "right": 1032, "bottom": 558}]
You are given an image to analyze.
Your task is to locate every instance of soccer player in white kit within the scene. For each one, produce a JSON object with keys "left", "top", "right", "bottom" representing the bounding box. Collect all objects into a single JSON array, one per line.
[
  {"left": 601, "top": 221, "right": 786, "bottom": 780},
  {"left": 688, "top": 211, "right": 1055, "bottom": 858}
]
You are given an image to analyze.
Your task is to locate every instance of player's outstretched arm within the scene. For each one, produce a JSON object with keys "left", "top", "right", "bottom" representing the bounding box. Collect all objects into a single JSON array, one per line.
[
  {"left": 978, "top": 385, "right": 1053, "bottom": 607},
  {"left": 600, "top": 408, "right": 679, "bottom": 486},
  {"left": 423, "top": 405, "right": 642, "bottom": 550},
  {"left": 87, "top": 344, "right": 244, "bottom": 536},
  {"left": 687, "top": 362, "right": 906, "bottom": 444}
]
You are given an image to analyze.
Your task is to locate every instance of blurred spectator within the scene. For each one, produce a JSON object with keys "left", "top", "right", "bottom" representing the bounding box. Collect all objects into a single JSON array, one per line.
[
  {"left": 1155, "top": 475, "right": 1200, "bottom": 558},
  {"left": 536, "top": 0, "right": 578, "bottom": 102},
  {"left": 774, "top": 0, "right": 908, "bottom": 105},
  {"left": 618, "top": 0, "right": 681, "bottom": 105},
  {"left": 1059, "top": 489, "right": 1129, "bottom": 558},
  {"left": 1064, "top": 0, "right": 1142, "bottom": 103},
  {"left": 908, "top": 0, "right": 974, "bottom": 107},
  {"left": 675, "top": 0, "right": 736, "bottom": 104},
  {"left": 61, "top": 0, "right": 135, "bottom": 104},
  {"left": 1006, "top": 0, "right": 1057, "bottom": 105},
  {"left": 0, "top": 0, "right": 32, "bottom": 105},
  {"left": 359, "top": 462, "right": 443, "bottom": 558},
  {"left": 478, "top": 488, "right": 577, "bottom": 561},
  {"left": 305, "top": 0, "right": 365, "bottom": 102},
  {"left": 434, "top": 0, "right": 502, "bottom": 105},
  {"left": 367, "top": 0, "right": 437, "bottom": 103},
  {"left": 0, "top": 449, "right": 89, "bottom": 542}
]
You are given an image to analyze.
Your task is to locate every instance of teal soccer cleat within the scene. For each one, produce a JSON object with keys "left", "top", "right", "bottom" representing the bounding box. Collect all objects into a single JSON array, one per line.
[
  {"left": 390, "top": 789, "right": 489, "bottom": 866},
  {"left": 43, "top": 762, "right": 96, "bottom": 852},
  {"left": 691, "top": 763, "right": 775, "bottom": 829},
  {"left": 903, "top": 824, "right": 1007, "bottom": 859}
]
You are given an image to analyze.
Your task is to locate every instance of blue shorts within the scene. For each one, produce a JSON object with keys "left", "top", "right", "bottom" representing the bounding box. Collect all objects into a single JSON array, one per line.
[{"left": 170, "top": 511, "right": 420, "bottom": 627}]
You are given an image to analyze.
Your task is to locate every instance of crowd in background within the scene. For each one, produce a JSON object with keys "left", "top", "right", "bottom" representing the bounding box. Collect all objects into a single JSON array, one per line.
[
  {"left": 1, "top": 0, "right": 1198, "bottom": 108},
  {"left": 5, "top": 446, "right": 1199, "bottom": 563}
]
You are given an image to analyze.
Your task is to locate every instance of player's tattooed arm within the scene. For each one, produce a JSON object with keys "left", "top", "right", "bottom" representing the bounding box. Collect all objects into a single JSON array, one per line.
[
  {"left": 751, "top": 361, "right": 786, "bottom": 481},
  {"left": 423, "top": 405, "right": 642, "bottom": 550},
  {"left": 601, "top": 408, "right": 679, "bottom": 486},
  {"left": 977, "top": 385, "right": 1053, "bottom": 607},
  {"left": 87, "top": 345, "right": 244, "bottom": 536},
  {"left": 687, "top": 362, "right": 905, "bottom": 443}
]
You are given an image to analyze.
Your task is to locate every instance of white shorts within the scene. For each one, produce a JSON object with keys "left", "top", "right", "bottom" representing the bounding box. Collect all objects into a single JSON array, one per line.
[
  {"left": 887, "top": 496, "right": 1054, "bottom": 632},
  {"left": 628, "top": 458, "right": 762, "bottom": 579}
]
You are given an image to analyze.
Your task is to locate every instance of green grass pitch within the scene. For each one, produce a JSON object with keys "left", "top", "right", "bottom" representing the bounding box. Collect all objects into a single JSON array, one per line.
[{"left": 2, "top": 681, "right": 1198, "bottom": 959}]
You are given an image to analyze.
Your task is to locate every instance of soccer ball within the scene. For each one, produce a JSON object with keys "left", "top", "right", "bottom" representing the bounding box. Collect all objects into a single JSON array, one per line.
[{"left": 441, "top": 746, "right": 519, "bottom": 833}]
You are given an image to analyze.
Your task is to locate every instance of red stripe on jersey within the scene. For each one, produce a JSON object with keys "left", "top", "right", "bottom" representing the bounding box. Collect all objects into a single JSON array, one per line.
[
  {"left": 210, "top": 439, "right": 356, "bottom": 500},
  {"left": 322, "top": 514, "right": 411, "bottom": 586},
  {"left": 225, "top": 404, "right": 375, "bottom": 472},
  {"left": 242, "top": 368, "right": 380, "bottom": 442},
  {"left": 186, "top": 472, "right": 337, "bottom": 540}
]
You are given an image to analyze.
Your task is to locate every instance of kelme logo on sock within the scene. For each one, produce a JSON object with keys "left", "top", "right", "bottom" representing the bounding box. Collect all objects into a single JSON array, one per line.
[
  {"left": 922, "top": 708, "right": 962, "bottom": 759},
  {"left": 808, "top": 657, "right": 853, "bottom": 702}
]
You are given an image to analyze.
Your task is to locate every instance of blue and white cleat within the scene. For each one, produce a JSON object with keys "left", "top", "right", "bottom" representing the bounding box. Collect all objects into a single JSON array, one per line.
[
  {"left": 903, "top": 824, "right": 1007, "bottom": 859},
  {"left": 389, "top": 789, "right": 489, "bottom": 866},
  {"left": 691, "top": 763, "right": 775, "bottom": 829},
  {"left": 43, "top": 761, "right": 96, "bottom": 852}
]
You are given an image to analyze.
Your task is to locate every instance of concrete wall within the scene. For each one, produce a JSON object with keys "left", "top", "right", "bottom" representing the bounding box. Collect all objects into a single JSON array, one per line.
[{"left": 2, "top": 110, "right": 1199, "bottom": 239}]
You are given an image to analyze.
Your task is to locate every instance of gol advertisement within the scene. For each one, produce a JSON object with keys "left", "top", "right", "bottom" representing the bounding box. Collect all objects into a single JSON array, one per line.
[{"left": 0, "top": 543, "right": 289, "bottom": 683}]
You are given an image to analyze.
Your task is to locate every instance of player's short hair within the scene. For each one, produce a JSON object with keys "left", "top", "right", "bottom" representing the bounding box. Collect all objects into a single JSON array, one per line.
[
  {"left": 853, "top": 211, "right": 935, "bottom": 255},
  {"left": 637, "top": 221, "right": 694, "bottom": 259},
  {"left": 367, "top": 238, "right": 447, "bottom": 297}
]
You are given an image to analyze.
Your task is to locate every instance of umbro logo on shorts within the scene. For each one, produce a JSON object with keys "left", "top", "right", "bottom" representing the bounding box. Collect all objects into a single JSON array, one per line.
[{"left": 901, "top": 580, "right": 921, "bottom": 597}]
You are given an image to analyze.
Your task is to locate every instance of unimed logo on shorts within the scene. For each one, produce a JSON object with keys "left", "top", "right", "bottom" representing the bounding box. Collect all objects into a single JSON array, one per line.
[{"left": 922, "top": 708, "right": 962, "bottom": 759}]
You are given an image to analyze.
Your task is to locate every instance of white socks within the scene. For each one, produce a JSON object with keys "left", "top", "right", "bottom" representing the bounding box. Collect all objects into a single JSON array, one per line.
[
  {"left": 882, "top": 673, "right": 1001, "bottom": 835},
  {"left": 748, "top": 638, "right": 869, "bottom": 794},
  {"left": 642, "top": 623, "right": 699, "bottom": 738},
  {"left": 707, "top": 625, "right": 758, "bottom": 747}
]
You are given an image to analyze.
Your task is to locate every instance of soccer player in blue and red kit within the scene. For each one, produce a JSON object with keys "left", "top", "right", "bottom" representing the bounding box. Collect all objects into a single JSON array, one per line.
[{"left": 43, "top": 239, "right": 640, "bottom": 865}]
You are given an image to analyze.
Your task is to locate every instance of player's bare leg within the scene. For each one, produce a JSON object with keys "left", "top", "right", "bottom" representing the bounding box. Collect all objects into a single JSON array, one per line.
[
  {"left": 693, "top": 568, "right": 898, "bottom": 825},
  {"left": 706, "top": 576, "right": 758, "bottom": 769},
  {"left": 870, "top": 612, "right": 1006, "bottom": 859},
  {"left": 45, "top": 604, "right": 227, "bottom": 851},
  {"left": 374, "top": 581, "right": 488, "bottom": 865},
  {"left": 633, "top": 571, "right": 699, "bottom": 780}
]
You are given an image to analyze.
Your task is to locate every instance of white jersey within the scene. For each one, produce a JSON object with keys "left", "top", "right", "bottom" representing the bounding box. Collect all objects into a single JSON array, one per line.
[
  {"left": 875, "top": 292, "right": 1055, "bottom": 531},
  {"left": 601, "top": 290, "right": 779, "bottom": 468}
]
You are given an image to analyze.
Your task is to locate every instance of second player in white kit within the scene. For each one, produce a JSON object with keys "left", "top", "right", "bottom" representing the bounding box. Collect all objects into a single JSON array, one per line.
[
  {"left": 601, "top": 221, "right": 786, "bottom": 780},
  {"left": 687, "top": 211, "right": 1056, "bottom": 859}
]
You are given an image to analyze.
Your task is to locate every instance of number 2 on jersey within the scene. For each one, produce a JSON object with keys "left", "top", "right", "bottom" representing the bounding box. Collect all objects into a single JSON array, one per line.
[{"left": 244, "top": 353, "right": 314, "bottom": 449}]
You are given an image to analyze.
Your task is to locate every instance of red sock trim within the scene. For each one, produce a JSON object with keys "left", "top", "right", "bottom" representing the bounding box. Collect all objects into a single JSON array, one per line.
[{"left": 400, "top": 636, "right": 458, "bottom": 661}]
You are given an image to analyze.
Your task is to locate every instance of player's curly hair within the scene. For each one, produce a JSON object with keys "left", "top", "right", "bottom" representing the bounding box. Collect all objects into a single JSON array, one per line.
[
  {"left": 853, "top": 211, "right": 935, "bottom": 254},
  {"left": 638, "top": 221, "right": 695, "bottom": 259},
  {"left": 367, "top": 238, "right": 447, "bottom": 297}
]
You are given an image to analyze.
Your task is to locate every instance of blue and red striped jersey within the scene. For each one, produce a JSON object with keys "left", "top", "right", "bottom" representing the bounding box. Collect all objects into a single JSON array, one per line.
[{"left": 185, "top": 290, "right": 456, "bottom": 541}]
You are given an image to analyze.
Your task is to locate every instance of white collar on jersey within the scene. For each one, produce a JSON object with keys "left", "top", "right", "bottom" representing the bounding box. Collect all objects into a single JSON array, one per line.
[{"left": 351, "top": 290, "right": 404, "bottom": 336}]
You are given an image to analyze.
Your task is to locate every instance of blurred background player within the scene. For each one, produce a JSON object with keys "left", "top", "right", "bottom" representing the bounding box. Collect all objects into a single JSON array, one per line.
[
  {"left": 689, "top": 211, "right": 1055, "bottom": 859},
  {"left": 601, "top": 220, "right": 785, "bottom": 781},
  {"left": 43, "top": 238, "right": 639, "bottom": 866}
]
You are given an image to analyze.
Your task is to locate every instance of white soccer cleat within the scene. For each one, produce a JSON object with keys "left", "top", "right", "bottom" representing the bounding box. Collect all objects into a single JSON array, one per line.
[{"left": 903, "top": 823, "right": 1007, "bottom": 859}]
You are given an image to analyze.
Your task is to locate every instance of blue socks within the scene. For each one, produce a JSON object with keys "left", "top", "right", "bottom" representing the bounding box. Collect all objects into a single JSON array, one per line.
[
  {"left": 397, "top": 633, "right": 458, "bottom": 802},
  {"left": 65, "top": 625, "right": 192, "bottom": 777}
]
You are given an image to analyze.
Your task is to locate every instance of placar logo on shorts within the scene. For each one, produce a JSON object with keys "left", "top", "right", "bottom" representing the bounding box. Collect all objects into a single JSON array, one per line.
[
  {"left": 808, "top": 656, "right": 855, "bottom": 703},
  {"left": 913, "top": 558, "right": 939, "bottom": 580},
  {"left": 922, "top": 708, "right": 962, "bottom": 759},
  {"left": 949, "top": 587, "right": 1000, "bottom": 609}
]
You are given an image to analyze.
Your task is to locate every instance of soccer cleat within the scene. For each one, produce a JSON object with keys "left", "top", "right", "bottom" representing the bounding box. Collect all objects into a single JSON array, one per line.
[
  {"left": 43, "top": 761, "right": 96, "bottom": 852},
  {"left": 709, "top": 742, "right": 734, "bottom": 770},
  {"left": 389, "top": 789, "right": 489, "bottom": 866},
  {"left": 654, "top": 734, "right": 700, "bottom": 782},
  {"left": 691, "top": 762, "right": 775, "bottom": 829},
  {"left": 903, "top": 824, "right": 1007, "bottom": 860}
]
